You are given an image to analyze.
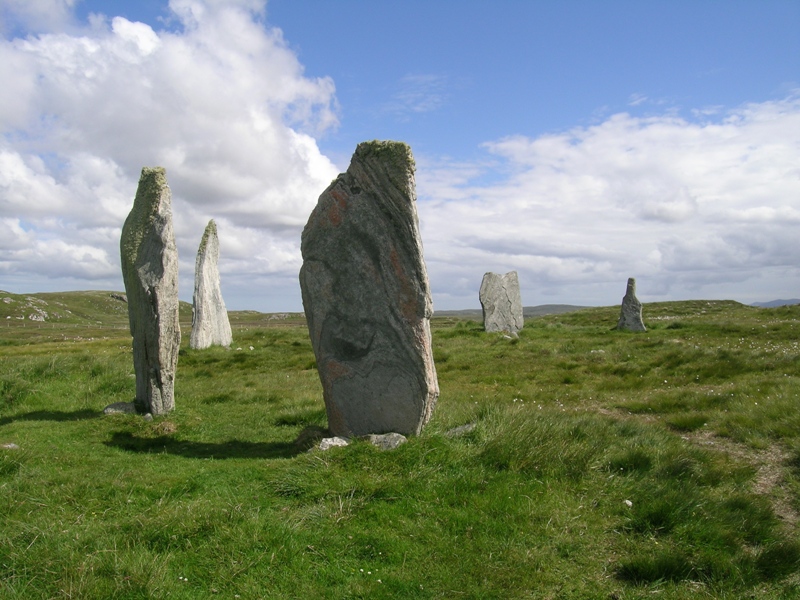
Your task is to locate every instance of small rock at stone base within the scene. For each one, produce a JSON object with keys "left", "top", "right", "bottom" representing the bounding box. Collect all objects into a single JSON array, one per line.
[
  {"left": 366, "top": 432, "right": 407, "bottom": 450},
  {"left": 142, "top": 413, "right": 153, "bottom": 421},
  {"left": 103, "top": 401, "right": 138, "bottom": 415},
  {"left": 319, "top": 437, "right": 350, "bottom": 451}
]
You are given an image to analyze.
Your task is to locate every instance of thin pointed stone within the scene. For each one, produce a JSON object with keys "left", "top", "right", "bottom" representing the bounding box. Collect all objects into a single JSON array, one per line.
[
  {"left": 190, "top": 219, "right": 232, "bottom": 349},
  {"left": 119, "top": 167, "right": 180, "bottom": 415}
]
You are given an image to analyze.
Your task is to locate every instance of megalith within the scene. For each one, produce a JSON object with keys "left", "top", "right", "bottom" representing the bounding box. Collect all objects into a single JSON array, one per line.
[
  {"left": 300, "top": 140, "right": 439, "bottom": 437},
  {"left": 615, "top": 277, "right": 646, "bottom": 332},
  {"left": 480, "top": 271, "right": 524, "bottom": 335},
  {"left": 120, "top": 167, "right": 181, "bottom": 415},
  {"left": 190, "top": 219, "right": 232, "bottom": 349}
]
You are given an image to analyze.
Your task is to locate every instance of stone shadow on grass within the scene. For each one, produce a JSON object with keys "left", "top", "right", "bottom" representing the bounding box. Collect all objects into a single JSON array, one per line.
[
  {"left": 105, "top": 431, "right": 301, "bottom": 460},
  {"left": 0, "top": 409, "right": 100, "bottom": 427}
]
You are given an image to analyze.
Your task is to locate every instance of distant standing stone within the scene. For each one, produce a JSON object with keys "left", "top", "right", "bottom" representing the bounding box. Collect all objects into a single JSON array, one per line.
[
  {"left": 480, "top": 271, "right": 524, "bottom": 334},
  {"left": 615, "top": 277, "right": 646, "bottom": 332},
  {"left": 300, "top": 140, "right": 439, "bottom": 437},
  {"left": 119, "top": 167, "right": 181, "bottom": 415},
  {"left": 190, "top": 219, "right": 232, "bottom": 349}
]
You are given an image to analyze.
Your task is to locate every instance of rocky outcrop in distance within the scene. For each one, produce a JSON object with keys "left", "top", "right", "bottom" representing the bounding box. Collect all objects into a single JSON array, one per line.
[
  {"left": 479, "top": 271, "right": 524, "bottom": 335},
  {"left": 190, "top": 219, "right": 232, "bottom": 349},
  {"left": 119, "top": 167, "right": 181, "bottom": 415},
  {"left": 300, "top": 140, "right": 439, "bottom": 437},
  {"left": 615, "top": 277, "right": 646, "bottom": 332}
]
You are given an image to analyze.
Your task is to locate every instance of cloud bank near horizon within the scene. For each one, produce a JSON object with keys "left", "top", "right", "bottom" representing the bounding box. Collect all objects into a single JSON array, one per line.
[
  {"left": 1, "top": 0, "right": 799, "bottom": 311},
  {"left": 418, "top": 94, "right": 800, "bottom": 307}
]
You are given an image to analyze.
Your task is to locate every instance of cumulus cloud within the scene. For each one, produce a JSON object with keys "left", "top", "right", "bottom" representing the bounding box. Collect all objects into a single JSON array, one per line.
[
  {"left": 417, "top": 93, "right": 800, "bottom": 307},
  {"left": 0, "top": 0, "right": 339, "bottom": 308}
]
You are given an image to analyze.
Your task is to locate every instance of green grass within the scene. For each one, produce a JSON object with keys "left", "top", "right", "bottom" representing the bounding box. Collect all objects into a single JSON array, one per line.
[{"left": 0, "top": 294, "right": 799, "bottom": 598}]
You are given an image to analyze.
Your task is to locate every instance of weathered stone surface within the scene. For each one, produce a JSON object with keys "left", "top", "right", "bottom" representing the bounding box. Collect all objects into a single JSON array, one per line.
[
  {"left": 479, "top": 271, "right": 524, "bottom": 334},
  {"left": 300, "top": 140, "right": 439, "bottom": 437},
  {"left": 366, "top": 432, "right": 407, "bottom": 450},
  {"left": 120, "top": 167, "right": 181, "bottom": 415},
  {"left": 190, "top": 220, "right": 232, "bottom": 349},
  {"left": 615, "top": 277, "right": 646, "bottom": 332}
]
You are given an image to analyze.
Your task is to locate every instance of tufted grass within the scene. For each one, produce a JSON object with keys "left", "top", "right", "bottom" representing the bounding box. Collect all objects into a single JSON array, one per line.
[{"left": 0, "top": 296, "right": 798, "bottom": 598}]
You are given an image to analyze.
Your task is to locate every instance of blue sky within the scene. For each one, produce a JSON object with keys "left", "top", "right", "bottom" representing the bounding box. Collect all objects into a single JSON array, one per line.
[{"left": 1, "top": 0, "right": 799, "bottom": 311}]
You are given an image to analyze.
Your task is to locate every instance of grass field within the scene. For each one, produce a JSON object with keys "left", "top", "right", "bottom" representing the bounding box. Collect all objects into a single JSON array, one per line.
[{"left": 1, "top": 291, "right": 799, "bottom": 598}]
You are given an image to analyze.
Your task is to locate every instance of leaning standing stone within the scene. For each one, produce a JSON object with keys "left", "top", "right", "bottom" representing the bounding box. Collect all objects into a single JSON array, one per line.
[
  {"left": 300, "top": 140, "right": 439, "bottom": 437},
  {"left": 615, "top": 277, "right": 646, "bottom": 332},
  {"left": 480, "top": 271, "right": 524, "bottom": 334},
  {"left": 190, "top": 219, "right": 232, "bottom": 349},
  {"left": 119, "top": 167, "right": 181, "bottom": 415}
]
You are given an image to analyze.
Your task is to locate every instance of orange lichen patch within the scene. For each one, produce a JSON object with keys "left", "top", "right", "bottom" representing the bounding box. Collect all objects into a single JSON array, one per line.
[
  {"left": 327, "top": 188, "right": 348, "bottom": 227},
  {"left": 389, "top": 247, "right": 418, "bottom": 323}
]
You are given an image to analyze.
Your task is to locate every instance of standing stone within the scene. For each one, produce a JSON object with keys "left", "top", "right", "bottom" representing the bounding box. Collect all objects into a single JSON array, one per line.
[
  {"left": 190, "top": 220, "right": 232, "bottom": 349},
  {"left": 120, "top": 167, "right": 180, "bottom": 415},
  {"left": 479, "top": 271, "right": 524, "bottom": 335},
  {"left": 300, "top": 140, "right": 439, "bottom": 437},
  {"left": 615, "top": 277, "right": 646, "bottom": 332}
]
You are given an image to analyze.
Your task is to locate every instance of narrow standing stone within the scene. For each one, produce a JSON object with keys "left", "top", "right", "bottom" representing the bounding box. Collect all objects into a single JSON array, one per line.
[
  {"left": 479, "top": 271, "right": 524, "bottom": 335},
  {"left": 300, "top": 140, "right": 439, "bottom": 437},
  {"left": 190, "top": 219, "right": 232, "bottom": 349},
  {"left": 120, "top": 167, "right": 180, "bottom": 415},
  {"left": 615, "top": 277, "right": 646, "bottom": 332}
]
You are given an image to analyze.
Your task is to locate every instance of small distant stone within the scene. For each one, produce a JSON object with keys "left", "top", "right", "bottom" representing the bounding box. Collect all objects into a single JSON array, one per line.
[
  {"left": 1, "top": 443, "right": 20, "bottom": 450},
  {"left": 615, "top": 277, "right": 646, "bottom": 332},
  {"left": 480, "top": 271, "right": 524, "bottom": 335},
  {"left": 103, "top": 402, "right": 138, "bottom": 415},
  {"left": 110, "top": 293, "right": 128, "bottom": 303},
  {"left": 366, "top": 432, "right": 407, "bottom": 450},
  {"left": 319, "top": 436, "right": 350, "bottom": 451},
  {"left": 444, "top": 423, "right": 476, "bottom": 438}
]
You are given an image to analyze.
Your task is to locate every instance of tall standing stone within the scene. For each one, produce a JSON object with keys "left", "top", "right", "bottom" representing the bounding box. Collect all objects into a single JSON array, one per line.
[
  {"left": 615, "top": 277, "right": 646, "bottom": 332},
  {"left": 479, "top": 271, "right": 524, "bottom": 335},
  {"left": 120, "top": 167, "right": 180, "bottom": 415},
  {"left": 300, "top": 141, "right": 439, "bottom": 437},
  {"left": 190, "top": 219, "right": 232, "bottom": 349}
]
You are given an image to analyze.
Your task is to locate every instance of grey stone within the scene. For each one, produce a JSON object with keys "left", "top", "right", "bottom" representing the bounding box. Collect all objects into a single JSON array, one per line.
[
  {"left": 366, "top": 432, "right": 407, "bottom": 450},
  {"left": 300, "top": 140, "right": 439, "bottom": 437},
  {"left": 319, "top": 436, "right": 350, "bottom": 451},
  {"left": 1, "top": 443, "right": 20, "bottom": 450},
  {"left": 615, "top": 277, "right": 646, "bottom": 332},
  {"left": 190, "top": 220, "right": 233, "bottom": 349},
  {"left": 479, "top": 271, "right": 524, "bottom": 334},
  {"left": 142, "top": 413, "right": 153, "bottom": 422},
  {"left": 120, "top": 167, "right": 181, "bottom": 415},
  {"left": 103, "top": 401, "right": 137, "bottom": 415}
]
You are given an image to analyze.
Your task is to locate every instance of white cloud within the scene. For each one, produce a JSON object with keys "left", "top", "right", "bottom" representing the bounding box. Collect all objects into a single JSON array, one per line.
[
  {"left": 0, "top": 0, "right": 339, "bottom": 309},
  {"left": 417, "top": 92, "right": 800, "bottom": 307}
]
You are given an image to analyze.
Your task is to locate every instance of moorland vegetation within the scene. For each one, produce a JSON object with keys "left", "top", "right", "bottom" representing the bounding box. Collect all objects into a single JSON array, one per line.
[{"left": 1, "top": 291, "right": 799, "bottom": 598}]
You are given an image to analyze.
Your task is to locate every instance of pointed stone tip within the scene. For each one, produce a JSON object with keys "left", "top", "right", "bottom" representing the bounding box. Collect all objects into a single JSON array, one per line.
[
  {"left": 354, "top": 140, "right": 414, "bottom": 169},
  {"left": 139, "top": 166, "right": 167, "bottom": 181}
]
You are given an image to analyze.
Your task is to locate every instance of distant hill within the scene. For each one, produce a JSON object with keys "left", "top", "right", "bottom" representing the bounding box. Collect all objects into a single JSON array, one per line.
[
  {"left": 435, "top": 304, "right": 591, "bottom": 319},
  {"left": 751, "top": 299, "right": 800, "bottom": 308}
]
